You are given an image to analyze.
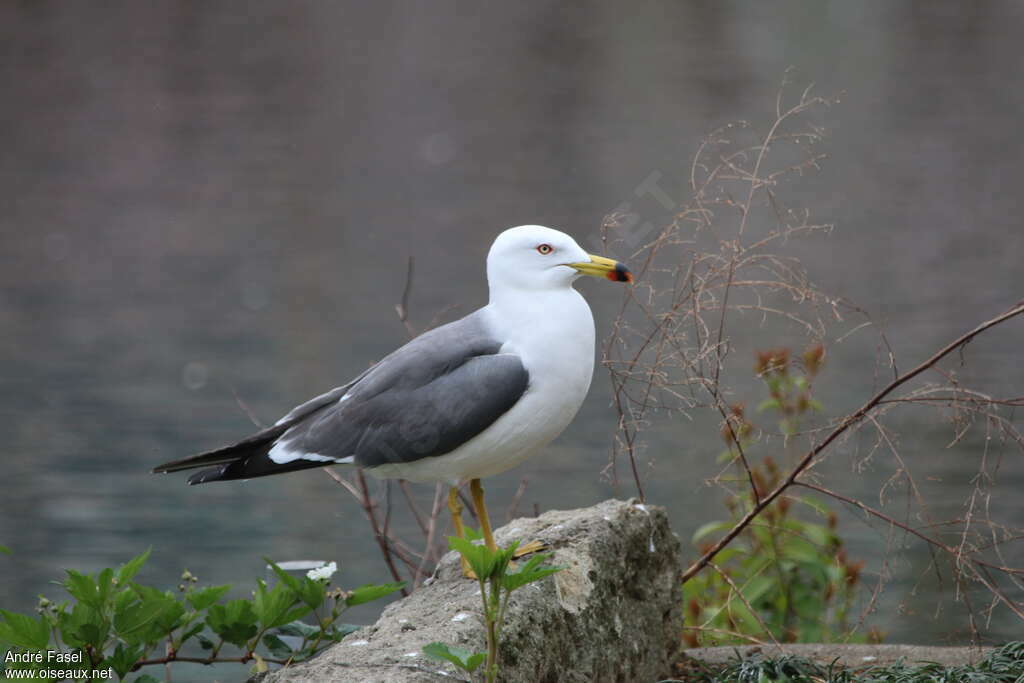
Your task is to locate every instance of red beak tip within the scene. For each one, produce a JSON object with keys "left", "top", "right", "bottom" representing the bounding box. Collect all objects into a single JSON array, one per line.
[{"left": 607, "top": 268, "right": 633, "bottom": 283}]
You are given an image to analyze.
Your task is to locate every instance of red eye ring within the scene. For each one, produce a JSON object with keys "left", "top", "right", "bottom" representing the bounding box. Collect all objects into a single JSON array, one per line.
[{"left": 536, "top": 243, "right": 553, "bottom": 255}]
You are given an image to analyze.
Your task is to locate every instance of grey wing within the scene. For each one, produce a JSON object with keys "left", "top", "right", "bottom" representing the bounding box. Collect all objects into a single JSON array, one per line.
[
  {"left": 273, "top": 312, "right": 531, "bottom": 468},
  {"left": 272, "top": 372, "right": 370, "bottom": 426}
]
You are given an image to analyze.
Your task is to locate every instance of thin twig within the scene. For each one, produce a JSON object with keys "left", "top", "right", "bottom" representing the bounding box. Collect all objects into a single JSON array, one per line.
[
  {"left": 356, "top": 469, "right": 408, "bottom": 595},
  {"left": 706, "top": 561, "right": 782, "bottom": 647},
  {"left": 505, "top": 478, "right": 529, "bottom": 522},
  {"left": 399, "top": 479, "right": 429, "bottom": 535},
  {"left": 414, "top": 483, "right": 446, "bottom": 587},
  {"left": 394, "top": 256, "right": 417, "bottom": 338}
]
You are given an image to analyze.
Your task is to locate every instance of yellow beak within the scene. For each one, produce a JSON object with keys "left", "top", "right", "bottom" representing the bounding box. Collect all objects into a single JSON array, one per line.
[{"left": 567, "top": 254, "right": 633, "bottom": 283}]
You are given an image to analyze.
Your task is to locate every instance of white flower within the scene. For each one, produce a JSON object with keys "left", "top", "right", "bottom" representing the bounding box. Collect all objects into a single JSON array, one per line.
[{"left": 306, "top": 561, "right": 338, "bottom": 582}]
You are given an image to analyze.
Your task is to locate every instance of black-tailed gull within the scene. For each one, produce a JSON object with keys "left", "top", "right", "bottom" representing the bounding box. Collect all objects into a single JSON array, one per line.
[{"left": 153, "top": 225, "right": 632, "bottom": 557}]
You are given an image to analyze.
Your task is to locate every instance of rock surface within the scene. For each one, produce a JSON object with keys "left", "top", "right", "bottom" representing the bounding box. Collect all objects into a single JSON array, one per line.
[
  {"left": 683, "top": 643, "right": 994, "bottom": 669},
  {"left": 257, "top": 498, "right": 682, "bottom": 682}
]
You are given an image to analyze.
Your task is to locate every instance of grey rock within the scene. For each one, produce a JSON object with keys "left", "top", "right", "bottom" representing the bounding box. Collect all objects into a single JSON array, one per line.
[
  {"left": 683, "top": 643, "right": 995, "bottom": 669},
  {"left": 257, "top": 498, "right": 682, "bottom": 682}
]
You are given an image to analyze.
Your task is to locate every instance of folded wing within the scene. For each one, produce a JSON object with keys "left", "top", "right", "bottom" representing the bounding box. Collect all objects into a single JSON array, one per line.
[{"left": 152, "top": 311, "right": 530, "bottom": 484}]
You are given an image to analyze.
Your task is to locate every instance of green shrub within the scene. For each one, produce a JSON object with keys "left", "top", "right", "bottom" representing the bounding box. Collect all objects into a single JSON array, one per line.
[
  {"left": 683, "top": 345, "right": 876, "bottom": 646},
  {"left": 0, "top": 549, "right": 402, "bottom": 681}
]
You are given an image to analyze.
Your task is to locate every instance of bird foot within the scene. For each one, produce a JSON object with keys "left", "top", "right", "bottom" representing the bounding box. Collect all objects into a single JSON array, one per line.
[
  {"left": 460, "top": 557, "right": 478, "bottom": 580},
  {"left": 512, "top": 539, "right": 547, "bottom": 558}
]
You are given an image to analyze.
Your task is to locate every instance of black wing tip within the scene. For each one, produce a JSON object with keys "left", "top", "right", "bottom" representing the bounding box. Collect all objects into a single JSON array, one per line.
[
  {"left": 150, "top": 460, "right": 226, "bottom": 484},
  {"left": 187, "top": 468, "right": 220, "bottom": 485},
  {"left": 151, "top": 458, "right": 196, "bottom": 475}
]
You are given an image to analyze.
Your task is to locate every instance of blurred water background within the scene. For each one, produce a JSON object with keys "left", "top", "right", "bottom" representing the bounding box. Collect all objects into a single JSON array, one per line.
[{"left": 2, "top": 1, "right": 1023, "bottom": 666}]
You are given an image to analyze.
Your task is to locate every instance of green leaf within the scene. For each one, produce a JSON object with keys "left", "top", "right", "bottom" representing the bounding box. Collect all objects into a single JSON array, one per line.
[
  {"left": 115, "top": 586, "right": 186, "bottom": 646},
  {"left": 727, "top": 600, "right": 762, "bottom": 635},
  {"left": 740, "top": 576, "right": 774, "bottom": 605},
  {"left": 113, "top": 600, "right": 156, "bottom": 643},
  {"left": 113, "top": 587, "right": 136, "bottom": 614},
  {"left": 103, "top": 642, "right": 144, "bottom": 679},
  {"left": 63, "top": 569, "right": 101, "bottom": 608},
  {"left": 95, "top": 567, "right": 116, "bottom": 607},
  {"left": 132, "top": 675, "right": 162, "bottom": 683},
  {"left": 756, "top": 398, "right": 781, "bottom": 413},
  {"left": 117, "top": 549, "right": 151, "bottom": 584},
  {"left": 206, "top": 600, "right": 259, "bottom": 647},
  {"left": 187, "top": 585, "right": 231, "bottom": 611},
  {"left": 345, "top": 582, "right": 404, "bottom": 608},
  {"left": 466, "top": 652, "right": 487, "bottom": 671},
  {"left": 297, "top": 578, "right": 327, "bottom": 610},
  {"left": 325, "top": 623, "right": 360, "bottom": 641},
  {"left": 448, "top": 536, "right": 496, "bottom": 580},
  {"left": 262, "top": 633, "right": 294, "bottom": 658},
  {"left": 692, "top": 520, "right": 732, "bottom": 543},
  {"left": 422, "top": 642, "right": 485, "bottom": 672},
  {"left": 59, "top": 602, "right": 109, "bottom": 649},
  {"left": 253, "top": 579, "right": 310, "bottom": 630},
  {"left": 266, "top": 558, "right": 333, "bottom": 608},
  {"left": 0, "top": 545, "right": 10, "bottom": 555},
  {"left": 265, "top": 559, "right": 302, "bottom": 592},
  {"left": 743, "top": 556, "right": 773, "bottom": 578},
  {"left": 0, "top": 610, "right": 51, "bottom": 650},
  {"left": 795, "top": 521, "right": 835, "bottom": 548},
  {"left": 710, "top": 548, "right": 741, "bottom": 565},
  {"left": 176, "top": 620, "right": 206, "bottom": 648},
  {"left": 501, "top": 554, "right": 562, "bottom": 592},
  {"left": 493, "top": 543, "right": 518, "bottom": 575},
  {"left": 792, "top": 496, "right": 831, "bottom": 517},
  {"left": 779, "top": 538, "right": 824, "bottom": 565},
  {"left": 276, "top": 620, "right": 321, "bottom": 639}
]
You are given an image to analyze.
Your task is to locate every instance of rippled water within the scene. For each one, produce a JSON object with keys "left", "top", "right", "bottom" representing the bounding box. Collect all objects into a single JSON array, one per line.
[{"left": 2, "top": 2, "right": 1023, "bottom": 659}]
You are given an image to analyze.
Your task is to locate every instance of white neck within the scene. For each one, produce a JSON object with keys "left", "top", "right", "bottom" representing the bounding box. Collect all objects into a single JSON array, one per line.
[{"left": 484, "top": 284, "right": 596, "bottom": 394}]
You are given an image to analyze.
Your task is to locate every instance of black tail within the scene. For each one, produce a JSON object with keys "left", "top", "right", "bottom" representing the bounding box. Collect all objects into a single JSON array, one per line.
[{"left": 152, "top": 423, "right": 326, "bottom": 485}]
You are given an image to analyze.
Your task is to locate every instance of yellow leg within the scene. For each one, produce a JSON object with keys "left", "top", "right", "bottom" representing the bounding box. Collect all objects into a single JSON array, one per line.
[
  {"left": 469, "top": 478, "right": 547, "bottom": 560},
  {"left": 448, "top": 486, "right": 466, "bottom": 539},
  {"left": 448, "top": 486, "right": 474, "bottom": 578},
  {"left": 470, "top": 478, "right": 497, "bottom": 551}
]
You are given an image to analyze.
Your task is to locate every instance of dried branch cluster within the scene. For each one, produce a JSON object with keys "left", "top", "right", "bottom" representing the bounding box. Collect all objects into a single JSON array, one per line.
[
  {"left": 602, "top": 78, "right": 840, "bottom": 498},
  {"left": 600, "top": 74, "right": 1024, "bottom": 639}
]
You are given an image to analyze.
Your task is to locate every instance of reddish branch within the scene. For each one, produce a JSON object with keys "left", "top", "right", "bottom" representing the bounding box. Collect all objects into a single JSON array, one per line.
[
  {"left": 133, "top": 653, "right": 288, "bottom": 669},
  {"left": 354, "top": 469, "right": 408, "bottom": 595}
]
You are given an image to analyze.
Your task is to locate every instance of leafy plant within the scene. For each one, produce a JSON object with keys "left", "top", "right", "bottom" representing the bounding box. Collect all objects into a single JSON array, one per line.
[
  {"left": 424, "top": 529, "right": 561, "bottom": 683},
  {"left": 0, "top": 550, "right": 403, "bottom": 681},
  {"left": 423, "top": 642, "right": 486, "bottom": 675},
  {"left": 683, "top": 345, "right": 876, "bottom": 646}
]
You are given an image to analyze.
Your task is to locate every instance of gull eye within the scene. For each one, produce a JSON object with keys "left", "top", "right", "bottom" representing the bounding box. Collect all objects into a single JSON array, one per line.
[{"left": 536, "top": 243, "right": 553, "bottom": 255}]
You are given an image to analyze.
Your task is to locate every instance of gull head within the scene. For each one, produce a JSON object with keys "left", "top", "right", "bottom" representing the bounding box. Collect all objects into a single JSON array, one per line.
[{"left": 486, "top": 225, "right": 632, "bottom": 294}]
